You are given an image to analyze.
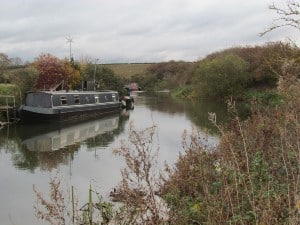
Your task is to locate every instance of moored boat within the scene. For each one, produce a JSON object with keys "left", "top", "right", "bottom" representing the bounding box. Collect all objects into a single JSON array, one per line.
[{"left": 19, "top": 90, "right": 121, "bottom": 123}]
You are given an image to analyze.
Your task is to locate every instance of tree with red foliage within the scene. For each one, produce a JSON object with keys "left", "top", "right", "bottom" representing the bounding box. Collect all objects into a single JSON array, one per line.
[{"left": 34, "top": 54, "right": 70, "bottom": 90}]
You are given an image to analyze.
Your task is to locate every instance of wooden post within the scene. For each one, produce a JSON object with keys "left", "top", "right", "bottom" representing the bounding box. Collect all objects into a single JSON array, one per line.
[
  {"left": 6, "top": 97, "right": 9, "bottom": 123},
  {"left": 13, "top": 96, "right": 16, "bottom": 120},
  {"left": 72, "top": 186, "right": 75, "bottom": 223}
]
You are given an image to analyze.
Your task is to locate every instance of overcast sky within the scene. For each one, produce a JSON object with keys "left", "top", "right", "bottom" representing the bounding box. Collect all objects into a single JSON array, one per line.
[{"left": 0, "top": 0, "right": 299, "bottom": 63}]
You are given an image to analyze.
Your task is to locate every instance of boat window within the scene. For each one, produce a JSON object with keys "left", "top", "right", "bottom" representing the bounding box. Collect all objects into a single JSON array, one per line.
[
  {"left": 74, "top": 95, "right": 80, "bottom": 104},
  {"left": 95, "top": 96, "right": 99, "bottom": 103},
  {"left": 60, "top": 96, "right": 67, "bottom": 105},
  {"left": 112, "top": 94, "right": 116, "bottom": 101}
]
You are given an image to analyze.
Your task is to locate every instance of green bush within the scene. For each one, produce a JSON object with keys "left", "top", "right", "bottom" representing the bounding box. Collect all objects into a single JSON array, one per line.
[
  {"left": 192, "top": 54, "right": 250, "bottom": 99},
  {"left": 204, "top": 42, "right": 300, "bottom": 88},
  {"left": 10, "top": 66, "right": 38, "bottom": 96},
  {"left": 82, "top": 65, "right": 125, "bottom": 95}
]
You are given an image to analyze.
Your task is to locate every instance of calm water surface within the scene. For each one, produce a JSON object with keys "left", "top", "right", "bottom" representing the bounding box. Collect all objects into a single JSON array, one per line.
[{"left": 0, "top": 94, "right": 227, "bottom": 225}]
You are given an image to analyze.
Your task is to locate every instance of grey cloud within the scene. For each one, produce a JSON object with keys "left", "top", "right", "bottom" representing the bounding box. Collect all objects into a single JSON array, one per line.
[{"left": 0, "top": 0, "right": 298, "bottom": 62}]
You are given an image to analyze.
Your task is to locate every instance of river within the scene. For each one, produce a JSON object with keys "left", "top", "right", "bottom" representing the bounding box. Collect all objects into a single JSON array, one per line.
[{"left": 0, "top": 93, "right": 231, "bottom": 225}]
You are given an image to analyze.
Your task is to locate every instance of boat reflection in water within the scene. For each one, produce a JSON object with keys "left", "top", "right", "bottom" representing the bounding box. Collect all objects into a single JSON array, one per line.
[
  {"left": 19, "top": 114, "right": 122, "bottom": 152},
  {"left": 0, "top": 110, "right": 130, "bottom": 171}
]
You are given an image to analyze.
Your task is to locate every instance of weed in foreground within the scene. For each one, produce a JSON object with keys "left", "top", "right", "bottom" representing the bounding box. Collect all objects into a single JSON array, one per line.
[
  {"left": 33, "top": 175, "right": 115, "bottom": 225},
  {"left": 112, "top": 122, "right": 169, "bottom": 224},
  {"left": 33, "top": 173, "right": 69, "bottom": 225},
  {"left": 33, "top": 122, "right": 169, "bottom": 225}
]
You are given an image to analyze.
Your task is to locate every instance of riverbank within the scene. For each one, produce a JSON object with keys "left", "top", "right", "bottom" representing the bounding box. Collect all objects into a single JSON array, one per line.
[{"left": 160, "top": 74, "right": 300, "bottom": 224}]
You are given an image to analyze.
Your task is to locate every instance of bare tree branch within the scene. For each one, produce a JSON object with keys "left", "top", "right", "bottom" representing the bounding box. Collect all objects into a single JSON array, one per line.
[{"left": 260, "top": 1, "right": 300, "bottom": 36}]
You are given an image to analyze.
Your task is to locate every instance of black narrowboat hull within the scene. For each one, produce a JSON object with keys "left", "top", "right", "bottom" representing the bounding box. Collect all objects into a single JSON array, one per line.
[{"left": 19, "top": 102, "right": 121, "bottom": 124}]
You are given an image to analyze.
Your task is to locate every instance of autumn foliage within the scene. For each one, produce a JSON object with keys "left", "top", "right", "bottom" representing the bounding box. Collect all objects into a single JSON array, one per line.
[
  {"left": 63, "top": 60, "right": 81, "bottom": 90},
  {"left": 34, "top": 54, "right": 81, "bottom": 90}
]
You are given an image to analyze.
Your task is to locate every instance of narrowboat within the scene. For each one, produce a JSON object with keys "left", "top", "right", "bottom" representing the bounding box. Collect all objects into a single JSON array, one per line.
[{"left": 19, "top": 90, "right": 121, "bottom": 123}]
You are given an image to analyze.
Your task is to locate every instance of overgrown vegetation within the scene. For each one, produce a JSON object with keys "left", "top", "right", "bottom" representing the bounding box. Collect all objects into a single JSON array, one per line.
[{"left": 161, "top": 66, "right": 300, "bottom": 224}]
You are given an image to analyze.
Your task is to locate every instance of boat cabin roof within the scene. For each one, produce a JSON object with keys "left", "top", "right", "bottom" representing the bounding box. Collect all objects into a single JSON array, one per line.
[
  {"left": 26, "top": 90, "right": 118, "bottom": 95},
  {"left": 24, "top": 90, "right": 119, "bottom": 108}
]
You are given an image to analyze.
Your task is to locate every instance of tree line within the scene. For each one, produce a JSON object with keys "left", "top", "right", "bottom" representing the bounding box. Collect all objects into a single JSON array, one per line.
[
  {"left": 1, "top": 41, "right": 299, "bottom": 108},
  {"left": 0, "top": 53, "right": 126, "bottom": 101},
  {"left": 129, "top": 41, "right": 299, "bottom": 103}
]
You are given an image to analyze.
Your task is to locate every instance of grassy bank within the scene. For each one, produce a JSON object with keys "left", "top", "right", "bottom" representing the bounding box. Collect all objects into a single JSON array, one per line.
[{"left": 0, "top": 83, "right": 19, "bottom": 95}]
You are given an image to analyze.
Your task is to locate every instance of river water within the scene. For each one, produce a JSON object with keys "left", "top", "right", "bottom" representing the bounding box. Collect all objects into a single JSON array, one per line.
[{"left": 0, "top": 93, "right": 229, "bottom": 225}]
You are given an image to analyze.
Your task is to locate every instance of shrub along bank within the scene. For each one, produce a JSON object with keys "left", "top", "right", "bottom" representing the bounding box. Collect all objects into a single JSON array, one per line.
[{"left": 130, "top": 42, "right": 300, "bottom": 103}]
